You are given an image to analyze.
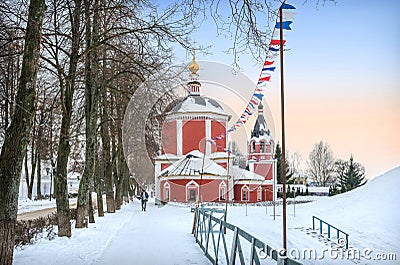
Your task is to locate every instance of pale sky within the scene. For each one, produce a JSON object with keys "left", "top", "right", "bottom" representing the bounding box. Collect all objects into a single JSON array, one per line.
[{"left": 171, "top": 0, "right": 400, "bottom": 179}]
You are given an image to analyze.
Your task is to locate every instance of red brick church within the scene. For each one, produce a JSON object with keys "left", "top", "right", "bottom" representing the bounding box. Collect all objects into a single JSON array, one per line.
[{"left": 154, "top": 55, "right": 276, "bottom": 204}]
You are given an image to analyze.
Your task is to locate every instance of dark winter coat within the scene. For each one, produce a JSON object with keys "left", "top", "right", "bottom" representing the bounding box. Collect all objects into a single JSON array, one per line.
[{"left": 141, "top": 191, "right": 149, "bottom": 201}]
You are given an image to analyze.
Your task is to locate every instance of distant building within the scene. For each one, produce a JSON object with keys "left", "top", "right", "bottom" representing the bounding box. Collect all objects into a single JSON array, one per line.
[
  {"left": 288, "top": 172, "right": 308, "bottom": 185},
  {"left": 154, "top": 54, "right": 276, "bottom": 204}
]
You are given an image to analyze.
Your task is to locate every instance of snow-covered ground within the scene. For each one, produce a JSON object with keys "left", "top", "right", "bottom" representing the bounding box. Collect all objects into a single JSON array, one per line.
[
  {"left": 225, "top": 166, "right": 400, "bottom": 264},
  {"left": 18, "top": 198, "right": 57, "bottom": 214},
  {"left": 18, "top": 198, "right": 77, "bottom": 214},
  {"left": 13, "top": 167, "right": 399, "bottom": 265}
]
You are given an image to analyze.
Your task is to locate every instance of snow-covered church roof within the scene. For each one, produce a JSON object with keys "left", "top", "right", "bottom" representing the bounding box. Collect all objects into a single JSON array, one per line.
[
  {"left": 159, "top": 150, "right": 227, "bottom": 177},
  {"left": 169, "top": 95, "right": 230, "bottom": 117},
  {"left": 231, "top": 165, "right": 265, "bottom": 181}
]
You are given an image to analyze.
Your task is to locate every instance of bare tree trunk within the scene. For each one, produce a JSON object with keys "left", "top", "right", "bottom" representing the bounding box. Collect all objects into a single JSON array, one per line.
[
  {"left": 55, "top": 0, "right": 82, "bottom": 237},
  {"left": 36, "top": 153, "right": 42, "bottom": 199},
  {"left": 36, "top": 104, "right": 45, "bottom": 200},
  {"left": 112, "top": 112, "right": 122, "bottom": 210},
  {"left": 29, "top": 123, "right": 37, "bottom": 198},
  {"left": 98, "top": 0, "right": 115, "bottom": 214},
  {"left": 76, "top": 0, "right": 99, "bottom": 228},
  {"left": 0, "top": 1, "right": 46, "bottom": 263},
  {"left": 89, "top": 0, "right": 104, "bottom": 218},
  {"left": 101, "top": 98, "right": 115, "bottom": 212},
  {"left": 114, "top": 94, "right": 129, "bottom": 209},
  {"left": 112, "top": 146, "right": 121, "bottom": 209},
  {"left": 88, "top": 192, "right": 95, "bottom": 223},
  {"left": 95, "top": 151, "right": 104, "bottom": 216},
  {"left": 96, "top": 174, "right": 104, "bottom": 217},
  {"left": 122, "top": 160, "right": 130, "bottom": 204},
  {"left": 114, "top": 178, "right": 122, "bottom": 210},
  {"left": 24, "top": 148, "right": 30, "bottom": 198},
  {"left": 55, "top": 112, "right": 73, "bottom": 237}
]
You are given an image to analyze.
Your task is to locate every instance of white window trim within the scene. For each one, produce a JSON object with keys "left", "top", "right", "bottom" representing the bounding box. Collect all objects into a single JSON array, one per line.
[
  {"left": 257, "top": 186, "right": 262, "bottom": 201},
  {"left": 164, "top": 182, "right": 170, "bottom": 201},
  {"left": 251, "top": 141, "right": 256, "bottom": 153},
  {"left": 241, "top": 185, "right": 250, "bottom": 201},
  {"left": 186, "top": 180, "right": 199, "bottom": 201},
  {"left": 219, "top": 181, "right": 227, "bottom": 201}
]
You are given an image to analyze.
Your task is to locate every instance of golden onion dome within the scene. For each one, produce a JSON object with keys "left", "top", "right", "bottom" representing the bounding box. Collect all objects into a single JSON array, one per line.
[{"left": 189, "top": 55, "right": 199, "bottom": 75}]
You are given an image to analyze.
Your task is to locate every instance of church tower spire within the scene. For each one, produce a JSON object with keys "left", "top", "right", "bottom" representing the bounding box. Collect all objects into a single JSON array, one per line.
[
  {"left": 251, "top": 102, "right": 270, "bottom": 138},
  {"left": 187, "top": 43, "right": 201, "bottom": 96}
]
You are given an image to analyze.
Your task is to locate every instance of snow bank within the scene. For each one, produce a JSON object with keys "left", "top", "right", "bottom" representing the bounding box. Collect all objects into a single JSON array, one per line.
[{"left": 226, "top": 166, "right": 400, "bottom": 264}]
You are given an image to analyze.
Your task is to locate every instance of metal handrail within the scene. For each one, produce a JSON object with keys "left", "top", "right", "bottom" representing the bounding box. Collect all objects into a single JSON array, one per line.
[
  {"left": 194, "top": 207, "right": 302, "bottom": 265},
  {"left": 312, "top": 216, "right": 349, "bottom": 249}
]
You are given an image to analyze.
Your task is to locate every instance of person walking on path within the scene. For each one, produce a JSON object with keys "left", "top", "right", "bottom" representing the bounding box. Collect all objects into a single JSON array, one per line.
[{"left": 140, "top": 190, "right": 149, "bottom": 211}]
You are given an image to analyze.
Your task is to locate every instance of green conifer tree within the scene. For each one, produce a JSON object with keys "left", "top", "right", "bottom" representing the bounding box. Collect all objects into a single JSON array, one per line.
[
  {"left": 335, "top": 155, "right": 367, "bottom": 193},
  {"left": 275, "top": 143, "right": 294, "bottom": 184}
]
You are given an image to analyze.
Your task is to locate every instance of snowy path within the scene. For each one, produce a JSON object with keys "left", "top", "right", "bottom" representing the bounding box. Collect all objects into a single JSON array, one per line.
[
  {"left": 93, "top": 200, "right": 209, "bottom": 265},
  {"left": 14, "top": 199, "right": 210, "bottom": 265}
]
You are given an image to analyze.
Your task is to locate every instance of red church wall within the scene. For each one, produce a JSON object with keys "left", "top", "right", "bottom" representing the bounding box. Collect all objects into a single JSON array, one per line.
[
  {"left": 160, "top": 180, "right": 185, "bottom": 202},
  {"left": 233, "top": 184, "right": 258, "bottom": 203},
  {"left": 233, "top": 185, "right": 242, "bottom": 202},
  {"left": 161, "top": 120, "right": 177, "bottom": 154},
  {"left": 254, "top": 163, "right": 273, "bottom": 180},
  {"left": 200, "top": 179, "right": 225, "bottom": 202},
  {"left": 211, "top": 120, "right": 226, "bottom": 151},
  {"left": 160, "top": 178, "right": 227, "bottom": 202},
  {"left": 233, "top": 184, "right": 273, "bottom": 202},
  {"left": 182, "top": 120, "right": 205, "bottom": 154},
  {"left": 263, "top": 185, "right": 274, "bottom": 201}
]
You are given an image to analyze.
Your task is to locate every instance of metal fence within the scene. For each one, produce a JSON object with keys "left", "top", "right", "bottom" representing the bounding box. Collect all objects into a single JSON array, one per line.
[{"left": 193, "top": 207, "right": 302, "bottom": 265}]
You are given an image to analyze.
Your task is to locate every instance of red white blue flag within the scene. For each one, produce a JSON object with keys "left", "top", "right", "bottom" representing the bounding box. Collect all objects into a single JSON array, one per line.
[{"left": 210, "top": 2, "right": 296, "bottom": 142}]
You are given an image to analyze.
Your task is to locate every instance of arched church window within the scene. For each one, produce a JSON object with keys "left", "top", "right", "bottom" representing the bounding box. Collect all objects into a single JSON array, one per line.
[
  {"left": 251, "top": 141, "right": 256, "bottom": 153},
  {"left": 186, "top": 180, "right": 199, "bottom": 202},
  {"left": 241, "top": 185, "right": 250, "bottom": 201},
  {"left": 219, "top": 181, "right": 227, "bottom": 201},
  {"left": 164, "top": 182, "right": 170, "bottom": 201},
  {"left": 260, "top": 141, "right": 266, "bottom": 153}
]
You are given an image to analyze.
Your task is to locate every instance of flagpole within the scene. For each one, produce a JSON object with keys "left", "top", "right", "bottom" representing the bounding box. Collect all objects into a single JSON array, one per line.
[{"left": 279, "top": 4, "right": 288, "bottom": 255}]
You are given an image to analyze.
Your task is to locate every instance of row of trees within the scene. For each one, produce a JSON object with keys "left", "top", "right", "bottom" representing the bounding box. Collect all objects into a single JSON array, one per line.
[
  {"left": 0, "top": 0, "right": 198, "bottom": 263},
  {"left": 307, "top": 141, "right": 367, "bottom": 193},
  {"left": 275, "top": 140, "right": 367, "bottom": 195}
]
